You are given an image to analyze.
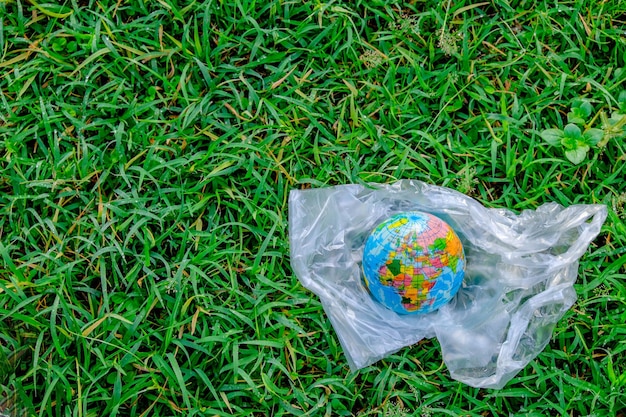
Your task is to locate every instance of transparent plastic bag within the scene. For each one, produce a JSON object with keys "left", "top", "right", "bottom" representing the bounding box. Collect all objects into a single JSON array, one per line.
[{"left": 288, "top": 180, "right": 606, "bottom": 389}]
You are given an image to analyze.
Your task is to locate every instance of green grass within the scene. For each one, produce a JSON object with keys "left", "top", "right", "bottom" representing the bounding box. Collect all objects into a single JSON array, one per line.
[{"left": 1, "top": 0, "right": 625, "bottom": 415}]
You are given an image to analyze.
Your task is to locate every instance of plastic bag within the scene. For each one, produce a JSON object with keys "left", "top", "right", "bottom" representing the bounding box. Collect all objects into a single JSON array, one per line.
[{"left": 288, "top": 180, "right": 606, "bottom": 389}]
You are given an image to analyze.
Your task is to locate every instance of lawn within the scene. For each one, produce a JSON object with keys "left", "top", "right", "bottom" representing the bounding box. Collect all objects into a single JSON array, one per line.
[{"left": 1, "top": 0, "right": 625, "bottom": 416}]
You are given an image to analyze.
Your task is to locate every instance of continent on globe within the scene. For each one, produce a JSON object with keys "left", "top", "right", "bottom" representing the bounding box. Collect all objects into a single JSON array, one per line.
[{"left": 362, "top": 211, "right": 465, "bottom": 314}]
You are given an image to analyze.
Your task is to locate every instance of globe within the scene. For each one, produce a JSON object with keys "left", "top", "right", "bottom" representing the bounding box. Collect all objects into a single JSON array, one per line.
[{"left": 362, "top": 211, "right": 465, "bottom": 314}]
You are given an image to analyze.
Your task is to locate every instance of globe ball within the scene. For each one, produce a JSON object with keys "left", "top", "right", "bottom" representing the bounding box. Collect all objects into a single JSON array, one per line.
[{"left": 362, "top": 211, "right": 465, "bottom": 314}]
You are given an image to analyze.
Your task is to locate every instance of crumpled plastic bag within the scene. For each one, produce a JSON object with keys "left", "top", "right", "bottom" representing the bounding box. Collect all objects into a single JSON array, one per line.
[{"left": 288, "top": 180, "right": 606, "bottom": 389}]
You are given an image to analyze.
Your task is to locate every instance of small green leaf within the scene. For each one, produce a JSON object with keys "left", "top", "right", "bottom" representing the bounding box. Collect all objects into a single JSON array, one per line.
[
  {"left": 561, "top": 137, "right": 576, "bottom": 150},
  {"left": 618, "top": 91, "right": 626, "bottom": 114},
  {"left": 572, "top": 99, "right": 593, "bottom": 115},
  {"left": 445, "top": 99, "right": 463, "bottom": 112},
  {"left": 565, "top": 146, "right": 589, "bottom": 165},
  {"left": 540, "top": 128, "right": 563, "bottom": 146},
  {"left": 51, "top": 37, "right": 67, "bottom": 52},
  {"left": 568, "top": 100, "right": 593, "bottom": 124},
  {"left": 583, "top": 128, "right": 603, "bottom": 145},
  {"left": 580, "top": 100, "right": 593, "bottom": 118},
  {"left": 146, "top": 86, "right": 157, "bottom": 101},
  {"left": 66, "top": 41, "right": 78, "bottom": 53},
  {"left": 567, "top": 111, "right": 585, "bottom": 125},
  {"left": 563, "top": 123, "right": 582, "bottom": 139}
]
